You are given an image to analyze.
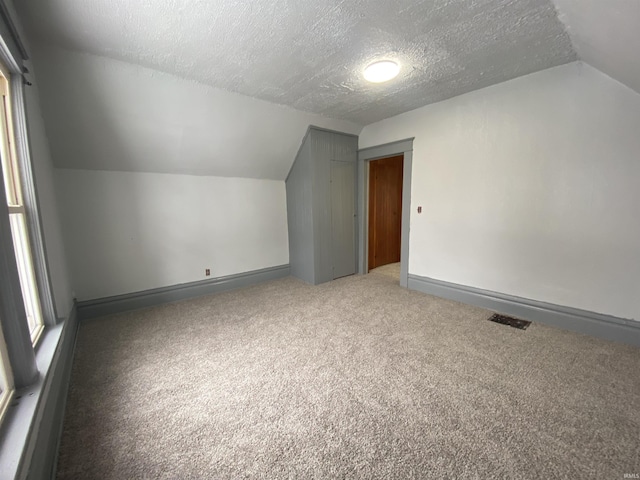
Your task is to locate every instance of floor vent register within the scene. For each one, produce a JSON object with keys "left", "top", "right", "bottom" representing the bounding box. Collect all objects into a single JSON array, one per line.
[{"left": 488, "top": 313, "right": 531, "bottom": 330}]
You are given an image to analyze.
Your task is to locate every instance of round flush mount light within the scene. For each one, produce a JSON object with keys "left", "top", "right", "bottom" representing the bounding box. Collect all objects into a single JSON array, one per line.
[{"left": 363, "top": 60, "right": 400, "bottom": 83}]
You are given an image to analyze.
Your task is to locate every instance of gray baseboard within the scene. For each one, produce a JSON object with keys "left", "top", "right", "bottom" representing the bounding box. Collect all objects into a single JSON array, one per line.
[
  {"left": 407, "top": 274, "right": 640, "bottom": 348},
  {"left": 78, "top": 264, "right": 291, "bottom": 321}
]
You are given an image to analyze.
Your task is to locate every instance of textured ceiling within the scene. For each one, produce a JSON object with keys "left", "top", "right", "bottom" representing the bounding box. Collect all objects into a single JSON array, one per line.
[
  {"left": 552, "top": 0, "right": 640, "bottom": 95},
  {"left": 18, "top": 0, "right": 577, "bottom": 125}
]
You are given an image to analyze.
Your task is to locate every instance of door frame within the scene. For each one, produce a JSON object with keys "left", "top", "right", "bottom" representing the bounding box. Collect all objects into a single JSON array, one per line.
[{"left": 357, "top": 138, "right": 414, "bottom": 287}]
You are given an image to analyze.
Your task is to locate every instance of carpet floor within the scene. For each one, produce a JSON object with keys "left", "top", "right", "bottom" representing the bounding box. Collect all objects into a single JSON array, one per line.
[{"left": 57, "top": 264, "right": 640, "bottom": 479}]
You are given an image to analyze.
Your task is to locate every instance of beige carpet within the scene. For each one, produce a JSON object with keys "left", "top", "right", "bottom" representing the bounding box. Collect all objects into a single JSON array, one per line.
[{"left": 57, "top": 264, "right": 640, "bottom": 479}]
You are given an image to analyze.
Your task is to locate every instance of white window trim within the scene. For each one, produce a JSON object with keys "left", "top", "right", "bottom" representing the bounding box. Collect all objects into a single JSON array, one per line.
[
  {"left": 0, "top": 62, "right": 45, "bottom": 345},
  {"left": 9, "top": 69, "right": 58, "bottom": 327}
]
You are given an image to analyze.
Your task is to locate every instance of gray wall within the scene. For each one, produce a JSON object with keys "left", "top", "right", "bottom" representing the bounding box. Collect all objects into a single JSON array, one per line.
[
  {"left": 286, "top": 136, "right": 315, "bottom": 284},
  {"left": 309, "top": 129, "right": 357, "bottom": 284},
  {"left": 286, "top": 127, "right": 358, "bottom": 285}
]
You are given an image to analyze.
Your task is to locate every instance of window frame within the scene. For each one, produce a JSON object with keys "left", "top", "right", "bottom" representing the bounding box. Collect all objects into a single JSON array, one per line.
[
  {"left": 7, "top": 68, "right": 58, "bottom": 330},
  {"left": 0, "top": 319, "right": 14, "bottom": 424},
  {"left": 0, "top": 7, "right": 76, "bottom": 478},
  {"left": 0, "top": 61, "right": 45, "bottom": 345}
]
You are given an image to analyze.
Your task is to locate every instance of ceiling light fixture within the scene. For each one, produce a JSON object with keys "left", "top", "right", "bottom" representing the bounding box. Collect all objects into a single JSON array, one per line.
[{"left": 363, "top": 60, "right": 400, "bottom": 83}]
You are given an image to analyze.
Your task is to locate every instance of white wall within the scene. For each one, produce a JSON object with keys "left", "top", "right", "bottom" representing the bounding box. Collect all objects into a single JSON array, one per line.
[
  {"left": 28, "top": 44, "right": 364, "bottom": 301},
  {"left": 23, "top": 70, "right": 74, "bottom": 317},
  {"left": 360, "top": 62, "right": 640, "bottom": 320},
  {"left": 31, "top": 44, "right": 362, "bottom": 180},
  {"left": 55, "top": 169, "right": 289, "bottom": 300}
]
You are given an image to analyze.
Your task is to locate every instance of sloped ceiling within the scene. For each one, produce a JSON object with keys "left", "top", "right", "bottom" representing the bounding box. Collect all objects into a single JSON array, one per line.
[
  {"left": 19, "top": 0, "right": 577, "bottom": 125},
  {"left": 29, "top": 45, "right": 361, "bottom": 180},
  {"left": 552, "top": 0, "right": 640, "bottom": 94}
]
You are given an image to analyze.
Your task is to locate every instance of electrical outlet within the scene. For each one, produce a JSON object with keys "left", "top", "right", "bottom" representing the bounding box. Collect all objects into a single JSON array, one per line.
[{"left": 205, "top": 269, "right": 210, "bottom": 276}]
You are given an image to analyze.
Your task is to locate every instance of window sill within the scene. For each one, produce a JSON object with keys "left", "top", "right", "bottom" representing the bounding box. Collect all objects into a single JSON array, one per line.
[{"left": 0, "top": 312, "right": 73, "bottom": 479}]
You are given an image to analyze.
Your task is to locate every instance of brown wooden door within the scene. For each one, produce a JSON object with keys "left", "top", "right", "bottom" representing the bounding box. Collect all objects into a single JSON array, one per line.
[{"left": 368, "top": 155, "right": 403, "bottom": 271}]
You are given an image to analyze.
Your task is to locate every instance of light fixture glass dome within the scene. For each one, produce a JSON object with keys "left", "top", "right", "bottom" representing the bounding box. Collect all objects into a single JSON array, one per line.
[{"left": 363, "top": 60, "right": 400, "bottom": 83}]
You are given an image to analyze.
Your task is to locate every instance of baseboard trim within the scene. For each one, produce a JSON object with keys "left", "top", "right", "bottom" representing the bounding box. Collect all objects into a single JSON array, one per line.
[
  {"left": 407, "top": 274, "right": 640, "bottom": 347},
  {"left": 78, "top": 264, "right": 291, "bottom": 321}
]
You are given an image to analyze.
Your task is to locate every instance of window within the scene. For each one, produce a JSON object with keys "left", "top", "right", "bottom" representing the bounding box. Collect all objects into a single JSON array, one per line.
[{"left": 0, "top": 63, "right": 44, "bottom": 344}]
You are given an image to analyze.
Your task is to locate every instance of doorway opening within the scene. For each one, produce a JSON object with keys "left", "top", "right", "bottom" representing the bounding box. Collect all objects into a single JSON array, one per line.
[
  {"left": 357, "top": 137, "right": 413, "bottom": 287},
  {"left": 368, "top": 155, "right": 403, "bottom": 272}
]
